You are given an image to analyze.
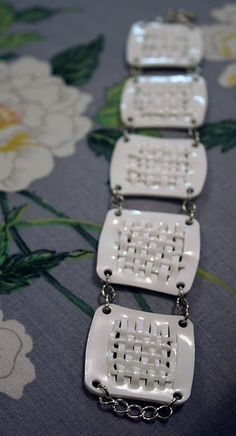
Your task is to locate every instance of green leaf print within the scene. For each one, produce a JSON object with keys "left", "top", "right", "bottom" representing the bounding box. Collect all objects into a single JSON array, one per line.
[
  {"left": 19, "top": 190, "right": 98, "bottom": 249},
  {"left": 0, "top": 249, "right": 93, "bottom": 294},
  {"left": 197, "top": 268, "right": 236, "bottom": 294},
  {"left": 88, "top": 128, "right": 123, "bottom": 161},
  {"left": 0, "top": 225, "right": 8, "bottom": 266},
  {"left": 0, "top": 32, "right": 43, "bottom": 49},
  {"left": 94, "top": 80, "right": 125, "bottom": 128},
  {"left": 199, "top": 119, "right": 236, "bottom": 152},
  {"left": 0, "top": 3, "right": 15, "bottom": 33},
  {"left": 15, "top": 6, "right": 80, "bottom": 23},
  {"left": 15, "top": 7, "right": 59, "bottom": 23},
  {"left": 0, "top": 52, "right": 17, "bottom": 60},
  {"left": 6, "top": 204, "right": 28, "bottom": 227},
  {"left": 51, "top": 36, "right": 104, "bottom": 86},
  {"left": 0, "top": 204, "right": 27, "bottom": 267}
]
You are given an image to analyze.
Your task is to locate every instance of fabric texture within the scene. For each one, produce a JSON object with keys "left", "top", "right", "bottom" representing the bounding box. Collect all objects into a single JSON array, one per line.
[{"left": 0, "top": 1, "right": 235, "bottom": 435}]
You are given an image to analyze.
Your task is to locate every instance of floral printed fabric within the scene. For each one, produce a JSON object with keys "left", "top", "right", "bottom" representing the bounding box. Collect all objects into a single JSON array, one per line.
[
  {"left": 0, "top": 1, "right": 235, "bottom": 436},
  {"left": 211, "top": 3, "right": 236, "bottom": 24},
  {"left": 0, "top": 310, "right": 35, "bottom": 399},
  {"left": 0, "top": 57, "right": 92, "bottom": 191},
  {"left": 202, "top": 3, "right": 236, "bottom": 87},
  {"left": 203, "top": 24, "right": 236, "bottom": 61},
  {"left": 218, "top": 62, "right": 236, "bottom": 87}
]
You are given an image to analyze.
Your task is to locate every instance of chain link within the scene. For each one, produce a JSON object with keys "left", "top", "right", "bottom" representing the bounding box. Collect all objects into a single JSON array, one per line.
[
  {"left": 182, "top": 188, "right": 196, "bottom": 225},
  {"left": 122, "top": 112, "right": 135, "bottom": 142},
  {"left": 176, "top": 283, "right": 189, "bottom": 326},
  {"left": 97, "top": 383, "right": 180, "bottom": 422},
  {"left": 166, "top": 9, "right": 196, "bottom": 25},
  {"left": 111, "top": 185, "right": 124, "bottom": 216},
  {"left": 129, "top": 66, "right": 142, "bottom": 81},
  {"left": 188, "top": 120, "right": 200, "bottom": 147},
  {"left": 101, "top": 271, "right": 116, "bottom": 313},
  {"left": 123, "top": 129, "right": 130, "bottom": 142}
]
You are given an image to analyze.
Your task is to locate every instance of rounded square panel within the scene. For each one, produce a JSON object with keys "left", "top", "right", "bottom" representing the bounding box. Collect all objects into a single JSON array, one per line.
[
  {"left": 120, "top": 75, "right": 207, "bottom": 128},
  {"left": 126, "top": 21, "right": 203, "bottom": 68},
  {"left": 85, "top": 304, "right": 195, "bottom": 404},
  {"left": 110, "top": 134, "right": 207, "bottom": 199},
  {"left": 97, "top": 209, "right": 200, "bottom": 296}
]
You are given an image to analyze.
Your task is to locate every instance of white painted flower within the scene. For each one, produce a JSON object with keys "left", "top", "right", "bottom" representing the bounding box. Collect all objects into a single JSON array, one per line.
[
  {"left": 218, "top": 62, "right": 236, "bottom": 87},
  {"left": 0, "top": 57, "right": 92, "bottom": 191},
  {"left": 0, "top": 310, "right": 35, "bottom": 399},
  {"left": 211, "top": 3, "right": 236, "bottom": 24},
  {"left": 202, "top": 25, "right": 236, "bottom": 61}
]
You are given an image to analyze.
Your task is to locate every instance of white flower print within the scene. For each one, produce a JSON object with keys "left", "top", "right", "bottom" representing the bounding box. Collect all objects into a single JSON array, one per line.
[
  {"left": 211, "top": 3, "right": 236, "bottom": 24},
  {"left": 202, "top": 25, "right": 236, "bottom": 61},
  {"left": 0, "top": 57, "right": 92, "bottom": 191},
  {"left": 218, "top": 62, "right": 236, "bottom": 87},
  {"left": 0, "top": 310, "right": 35, "bottom": 399}
]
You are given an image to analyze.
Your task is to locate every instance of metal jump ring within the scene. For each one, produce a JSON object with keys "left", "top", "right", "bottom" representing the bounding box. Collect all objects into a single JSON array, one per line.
[
  {"left": 126, "top": 404, "right": 143, "bottom": 420},
  {"left": 156, "top": 404, "right": 173, "bottom": 420},
  {"left": 112, "top": 398, "right": 129, "bottom": 415},
  {"left": 142, "top": 405, "right": 159, "bottom": 421}
]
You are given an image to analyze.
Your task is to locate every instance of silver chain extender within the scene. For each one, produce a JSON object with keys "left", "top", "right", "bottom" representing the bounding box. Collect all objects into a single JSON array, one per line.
[{"left": 97, "top": 384, "right": 182, "bottom": 422}]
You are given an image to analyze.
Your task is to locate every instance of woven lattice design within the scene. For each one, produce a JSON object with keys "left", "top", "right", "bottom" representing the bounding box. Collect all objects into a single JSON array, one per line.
[
  {"left": 116, "top": 218, "right": 185, "bottom": 282},
  {"left": 126, "top": 142, "right": 190, "bottom": 188},
  {"left": 142, "top": 29, "right": 189, "bottom": 60},
  {"left": 108, "top": 316, "right": 176, "bottom": 389},
  {"left": 133, "top": 83, "right": 191, "bottom": 117}
]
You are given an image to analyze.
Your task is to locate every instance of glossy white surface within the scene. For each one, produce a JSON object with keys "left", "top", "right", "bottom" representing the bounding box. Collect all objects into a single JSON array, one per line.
[
  {"left": 110, "top": 134, "right": 207, "bottom": 199},
  {"left": 85, "top": 304, "right": 195, "bottom": 404},
  {"left": 120, "top": 75, "right": 208, "bottom": 128},
  {"left": 126, "top": 22, "right": 203, "bottom": 68},
  {"left": 96, "top": 209, "right": 200, "bottom": 295}
]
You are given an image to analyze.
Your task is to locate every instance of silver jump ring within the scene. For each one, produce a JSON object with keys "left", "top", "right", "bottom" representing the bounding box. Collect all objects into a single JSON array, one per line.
[
  {"left": 98, "top": 383, "right": 110, "bottom": 397},
  {"left": 101, "top": 283, "right": 116, "bottom": 303},
  {"left": 156, "top": 404, "right": 173, "bottom": 420},
  {"left": 127, "top": 404, "right": 143, "bottom": 420},
  {"left": 142, "top": 405, "right": 159, "bottom": 421},
  {"left": 112, "top": 398, "right": 129, "bottom": 415}
]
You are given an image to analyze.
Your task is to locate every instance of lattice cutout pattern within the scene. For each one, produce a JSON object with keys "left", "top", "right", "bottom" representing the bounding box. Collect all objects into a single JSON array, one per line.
[
  {"left": 142, "top": 28, "right": 189, "bottom": 61},
  {"left": 85, "top": 305, "right": 195, "bottom": 402},
  {"left": 133, "top": 82, "right": 192, "bottom": 118},
  {"left": 127, "top": 142, "right": 190, "bottom": 188},
  {"left": 116, "top": 217, "right": 185, "bottom": 283},
  {"left": 108, "top": 316, "right": 176, "bottom": 389}
]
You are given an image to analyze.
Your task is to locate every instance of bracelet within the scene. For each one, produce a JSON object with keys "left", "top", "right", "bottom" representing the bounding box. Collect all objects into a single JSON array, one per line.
[{"left": 84, "top": 10, "right": 207, "bottom": 422}]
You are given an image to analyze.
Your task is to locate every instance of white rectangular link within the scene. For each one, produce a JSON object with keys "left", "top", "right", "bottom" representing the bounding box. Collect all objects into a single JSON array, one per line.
[
  {"left": 110, "top": 134, "right": 207, "bottom": 199},
  {"left": 120, "top": 75, "right": 207, "bottom": 128},
  {"left": 85, "top": 304, "right": 195, "bottom": 403},
  {"left": 96, "top": 209, "right": 200, "bottom": 295},
  {"left": 126, "top": 21, "right": 203, "bottom": 68}
]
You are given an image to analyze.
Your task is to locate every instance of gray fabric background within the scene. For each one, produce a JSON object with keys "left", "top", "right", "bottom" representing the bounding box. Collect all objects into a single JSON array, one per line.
[{"left": 0, "top": 0, "right": 235, "bottom": 435}]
